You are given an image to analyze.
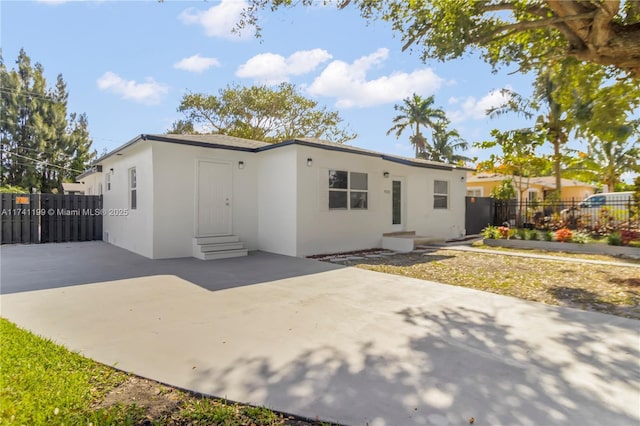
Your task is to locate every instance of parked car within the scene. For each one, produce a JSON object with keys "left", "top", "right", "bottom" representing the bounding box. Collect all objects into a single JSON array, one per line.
[{"left": 561, "top": 192, "right": 634, "bottom": 226}]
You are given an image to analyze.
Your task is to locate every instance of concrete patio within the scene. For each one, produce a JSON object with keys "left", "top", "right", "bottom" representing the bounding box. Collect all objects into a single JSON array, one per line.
[{"left": 1, "top": 242, "right": 639, "bottom": 425}]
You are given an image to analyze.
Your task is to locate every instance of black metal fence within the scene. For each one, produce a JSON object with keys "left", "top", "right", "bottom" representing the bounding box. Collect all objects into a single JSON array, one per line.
[
  {"left": 0, "top": 193, "right": 103, "bottom": 244},
  {"left": 493, "top": 198, "right": 639, "bottom": 233}
]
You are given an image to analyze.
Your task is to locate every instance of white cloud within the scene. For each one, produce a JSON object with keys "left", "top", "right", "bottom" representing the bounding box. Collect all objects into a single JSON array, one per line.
[
  {"left": 179, "top": 0, "right": 248, "bottom": 40},
  {"left": 174, "top": 54, "right": 221, "bottom": 73},
  {"left": 236, "top": 49, "right": 332, "bottom": 84},
  {"left": 97, "top": 72, "right": 169, "bottom": 105},
  {"left": 36, "top": 0, "right": 70, "bottom": 4},
  {"left": 448, "top": 87, "right": 512, "bottom": 122},
  {"left": 306, "top": 48, "right": 443, "bottom": 108}
]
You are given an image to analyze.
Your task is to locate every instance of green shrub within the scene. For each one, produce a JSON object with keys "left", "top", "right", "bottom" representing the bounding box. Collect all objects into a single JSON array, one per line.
[
  {"left": 607, "top": 231, "right": 622, "bottom": 246},
  {"left": 572, "top": 232, "right": 591, "bottom": 244},
  {"left": 481, "top": 225, "right": 500, "bottom": 239},
  {"left": 517, "top": 228, "right": 527, "bottom": 240},
  {"left": 543, "top": 230, "right": 554, "bottom": 241},
  {"left": 526, "top": 229, "right": 539, "bottom": 241},
  {"left": 629, "top": 240, "right": 640, "bottom": 248}
]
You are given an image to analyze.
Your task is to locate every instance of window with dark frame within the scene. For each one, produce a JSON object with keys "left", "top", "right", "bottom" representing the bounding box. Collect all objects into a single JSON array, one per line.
[
  {"left": 433, "top": 180, "right": 448, "bottom": 209},
  {"left": 329, "top": 170, "right": 368, "bottom": 210},
  {"left": 106, "top": 173, "right": 111, "bottom": 191},
  {"left": 129, "top": 167, "right": 137, "bottom": 210}
]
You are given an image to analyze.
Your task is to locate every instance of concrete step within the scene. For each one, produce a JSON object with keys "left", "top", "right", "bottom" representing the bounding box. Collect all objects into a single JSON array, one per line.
[
  {"left": 198, "top": 242, "right": 245, "bottom": 253},
  {"left": 382, "top": 231, "right": 416, "bottom": 237},
  {"left": 194, "top": 235, "right": 240, "bottom": 245},
  {"left": 382, "top": 235, "right": 445, "bottom": 252},
  {"left": 194, "top": 249, "right": 249, "bottom": 260}
]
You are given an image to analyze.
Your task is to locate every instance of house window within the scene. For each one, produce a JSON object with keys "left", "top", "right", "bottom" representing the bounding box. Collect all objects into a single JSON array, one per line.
[
  {"left": 528, "top": 189, "right": 539, "bottom": 202},
  {"left": 466, "top": 188, "right": 482, "bottom": 197},
  {"left": 329, "top": 170, "right": 368, "bottom": 210},
  {"left": 106, "top": 173, "right": 111, "bottom": 191},
  {"left": 129, "top": 167, "right": 137, "bottom": 210},
  {"left": 434, "top": 180, "right": 449, "bottom": 209},
  {"left": 98, "top": 183, "right": 103, "bottom": 195}
]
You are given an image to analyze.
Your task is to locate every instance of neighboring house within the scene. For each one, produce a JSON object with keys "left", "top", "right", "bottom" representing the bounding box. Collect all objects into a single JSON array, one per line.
[
  {"left": 61, "top": 182, "right": 86, "bottom": 195},
  {"left": 75, "top": 165, "right": 104, "bottom": 196},
  {"left": 466, "top": 172, "right": 597, "bottom": 201},
  {"left": 78, "top": 134, "right": 471, "bottom": 260}
]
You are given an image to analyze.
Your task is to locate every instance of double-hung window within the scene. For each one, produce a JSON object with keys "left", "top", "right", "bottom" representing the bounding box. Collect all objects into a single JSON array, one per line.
[
  {"left": 129, "top": 167, "right": 137, "bottom": 210},
  {"left": 433, "top": 180, "right": 449, "bottom": 209},
  {"left": 329, "top": 170, "right": 368, "bottom": 210}
]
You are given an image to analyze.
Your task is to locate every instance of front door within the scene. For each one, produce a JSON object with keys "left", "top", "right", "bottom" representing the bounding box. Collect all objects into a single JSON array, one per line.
[
  {"left": 391, "top": 177, "right": 405, "bottom": 231},
  {"left": 196, "top": 160, "right": 232, "bottom": 236}
]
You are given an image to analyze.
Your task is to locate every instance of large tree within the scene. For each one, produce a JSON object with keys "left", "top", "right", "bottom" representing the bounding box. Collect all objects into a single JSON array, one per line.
[
  {"left": 0, "top": 49, "right": 94, "bottom": 193},
  {"left": 241, "top": 1, "right": 640, "bottom": 78},
  {"left": 168, "top": 83, "right": 356, "bottom": 143},
  {"left": 386, "top": 94, "right": 445, "bottom": 158}
]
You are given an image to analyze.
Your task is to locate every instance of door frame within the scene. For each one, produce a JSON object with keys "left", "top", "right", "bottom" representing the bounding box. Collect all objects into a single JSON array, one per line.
[
  {"left": 390, "top": 176, "right": 406, "bottom": 232},
  {"left": 195, "top": 159, "right": 233, "bottom": 237}
]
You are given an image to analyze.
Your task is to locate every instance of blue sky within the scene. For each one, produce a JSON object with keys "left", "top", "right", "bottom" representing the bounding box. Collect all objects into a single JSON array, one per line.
[{"left": 2, "top": 0, "right": 539, "bottom": 163}]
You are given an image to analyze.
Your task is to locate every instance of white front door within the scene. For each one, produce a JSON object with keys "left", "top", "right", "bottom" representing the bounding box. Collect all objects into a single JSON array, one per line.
[
  {"left": 391, "top": 177, "right": 406, "bottom": 231},
  {"left": 196, "top": 160, "right": 232, "bottom": 236}
]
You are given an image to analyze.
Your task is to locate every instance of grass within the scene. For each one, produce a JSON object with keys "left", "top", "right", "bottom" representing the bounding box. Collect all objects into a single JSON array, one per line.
[
  {"left": 0, "top": 318, "right": 133, "bottom": 424},
  {"left": 350, "top": 249, "right": 640, "bottom": 319},
  {"left": 0, "top": 318, "right": 332, "bottom": 425}
]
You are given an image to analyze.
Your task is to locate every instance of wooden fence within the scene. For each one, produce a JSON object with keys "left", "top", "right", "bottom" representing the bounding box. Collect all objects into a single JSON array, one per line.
[{"left": 0, "top": 193, "right": 103, "bottom": 244}]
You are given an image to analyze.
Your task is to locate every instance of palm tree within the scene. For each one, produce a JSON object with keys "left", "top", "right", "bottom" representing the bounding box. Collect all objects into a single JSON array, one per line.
[
  {"left": 489, "top": 63, "right": 571, "bottom": 198},
  {"left": 387, "top": 94, "right": 446, "bottom": 158},
  {"left": 565, "top": 123, "right": 639, "bottom": 191},
  {"left": 424, "top": 119, "right": 471, "bottom": 163}
]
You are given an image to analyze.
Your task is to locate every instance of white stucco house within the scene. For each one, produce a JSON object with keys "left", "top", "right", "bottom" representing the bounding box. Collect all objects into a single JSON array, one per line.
[{"left": 77, "top": 134, "right": 471, "bottom": 260}]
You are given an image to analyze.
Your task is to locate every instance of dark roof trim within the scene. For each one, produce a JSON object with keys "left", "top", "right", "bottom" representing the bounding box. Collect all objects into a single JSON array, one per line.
[
  {"left": 144, "top": 134, "right": 257, "bottom": 152},
  {"left": 259, "top": 139, "right": 379, "bottom": 158},
  {"left": 88, "top": 134, "right": 470, "bottom": 173},
  {"left": 260, "top": 139, "right": 468, "bottom": 171},
  {"left": 380, "top": 155, "right": 454, "bottom": 171}
]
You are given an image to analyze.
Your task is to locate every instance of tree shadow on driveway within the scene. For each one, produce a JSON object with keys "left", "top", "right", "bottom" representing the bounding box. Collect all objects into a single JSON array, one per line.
[{"left": 186, "top": 304, "right": 640, "bottom": 425}]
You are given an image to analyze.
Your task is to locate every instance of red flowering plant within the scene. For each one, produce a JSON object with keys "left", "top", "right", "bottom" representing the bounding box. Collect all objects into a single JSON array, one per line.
[
  {"left": 554, "top": 228, "right": 573, "bottom": 243},
  {"left": 620, "top": 230, "right": 639, "bottom": 245},
  {"left": 498, "top": 226, "right": 511, "bottom": 239}
]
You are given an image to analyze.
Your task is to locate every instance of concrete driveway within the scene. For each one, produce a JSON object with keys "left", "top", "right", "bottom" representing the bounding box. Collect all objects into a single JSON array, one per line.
[{"left": 1, "top": 242, "right": 639, "bottom": 425}]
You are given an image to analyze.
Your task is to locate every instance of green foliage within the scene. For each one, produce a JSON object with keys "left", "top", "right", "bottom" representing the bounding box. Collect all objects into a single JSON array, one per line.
[
  {"left": 572, "top": 232, "right": 591, "bottom": 244},
  {"left": 543, "top": 230, "right": 554, "bottom": 241},
  {"left": 490, "top": 178, "right": 516, "bottom": 200},
  {"left": 517, "top": 228, "right": 527, "bottom": 240},
  {"left": 0, "top": 185, "right": 29, "bottom": 193},
  {"left": 169, "top": 82, "right": 356, "bottom": 143},
  {"left": 475, "top": 128, "right": 549, "bottom": 201},
  {"left": 607, "top": 231, "right": 623, "bottom": 246},
  {"left": 526, "top": 229, "right": 539, "bottom": 241},
  {"left": 481, "top": 225, "right": 500, "bottom": 239},
  {"left": 1, "top": 49, "right": 94, "bottom": 193},
  {"left": 0, "top": 318, "right": 129, "bottom": 424},
  {"left": 386, "top": 93, "right": 446, "bottom": 158}
]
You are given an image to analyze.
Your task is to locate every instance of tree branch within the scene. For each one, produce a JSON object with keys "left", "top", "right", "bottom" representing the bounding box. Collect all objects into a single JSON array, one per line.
[{"left": 478, "top": 11, "right": 598, "bottom": 43}]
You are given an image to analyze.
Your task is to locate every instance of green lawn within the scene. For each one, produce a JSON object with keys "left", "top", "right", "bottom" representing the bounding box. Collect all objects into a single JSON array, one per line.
[
  {"left": 0, "top": 318, "right": 136, "bottom": 424},
  {"left": 0, "top": 318, "right": 326, "bottom": 425}
]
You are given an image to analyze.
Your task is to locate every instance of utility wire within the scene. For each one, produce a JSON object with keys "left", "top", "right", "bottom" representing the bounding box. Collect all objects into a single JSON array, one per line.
[{"left": 4, "top": 151, "right": 86, "bottom": 173}]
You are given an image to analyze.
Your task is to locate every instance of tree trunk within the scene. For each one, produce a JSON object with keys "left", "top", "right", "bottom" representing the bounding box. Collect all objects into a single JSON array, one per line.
[{"left": 554, "top": 137, "right": 562, "bottom": 203}]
